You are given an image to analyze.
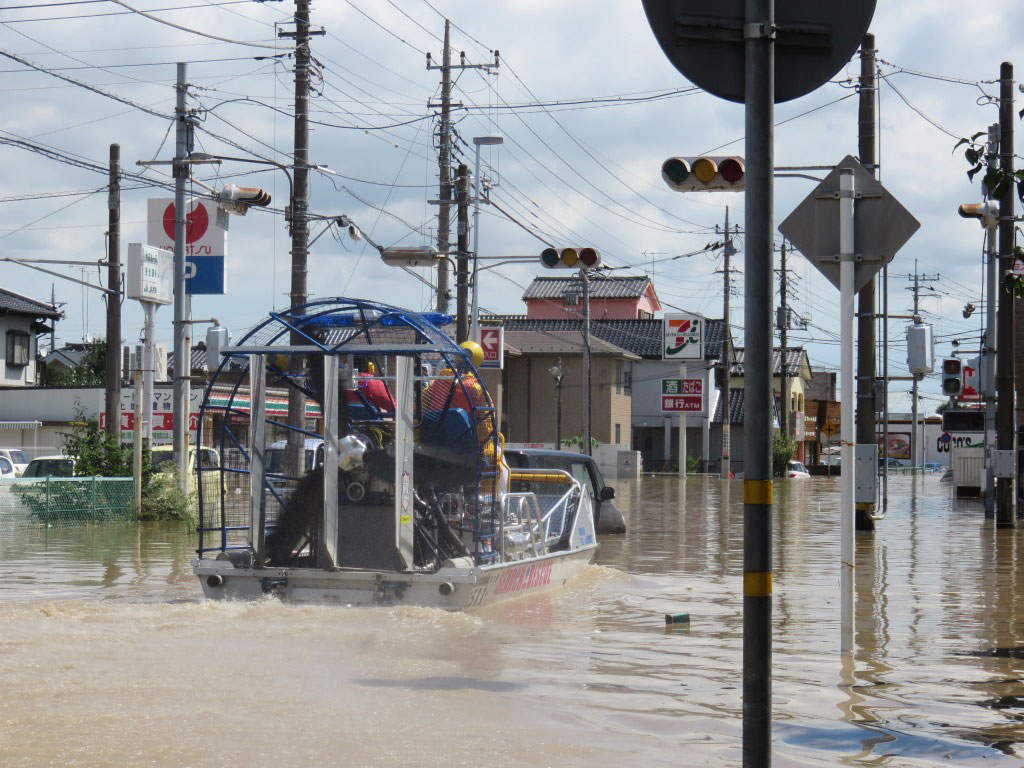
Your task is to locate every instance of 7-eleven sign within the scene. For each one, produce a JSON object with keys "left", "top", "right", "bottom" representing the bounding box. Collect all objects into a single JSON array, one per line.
[{"left": 663, "top": 312, "right": 703, "bottom": 360}]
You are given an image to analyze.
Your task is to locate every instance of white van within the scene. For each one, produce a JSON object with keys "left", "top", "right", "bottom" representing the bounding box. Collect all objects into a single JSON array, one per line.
[{"left": 0, "top": 448, "right": 30, "bottom": 477}]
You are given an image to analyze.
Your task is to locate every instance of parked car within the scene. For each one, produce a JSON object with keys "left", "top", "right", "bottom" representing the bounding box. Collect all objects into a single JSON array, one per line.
[
  {"left": 785, "top": 460, "right": 810, "bottom": 478},
  {"left": 0, "top": 448, "right": 30, "bottom": 476},
  {"left": 20, "top": 455, "right": 75, "bottom": 478},
  {"left": 503, "top": 448, "right": 625, "bottom": 534},
  {"left": 923, "top": 462, "right": 944, "bottom": 473},
  {"left": 0, "top": 456, "right": 15, "bottom": 477}
]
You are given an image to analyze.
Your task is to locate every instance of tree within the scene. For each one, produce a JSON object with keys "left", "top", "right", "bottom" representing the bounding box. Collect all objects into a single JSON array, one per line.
[
  {"left": 772, "top": 431, "right": 796, "bottom": 476},
  {"left": 47, "top": 339, "right": 107, "bottom": 386}
]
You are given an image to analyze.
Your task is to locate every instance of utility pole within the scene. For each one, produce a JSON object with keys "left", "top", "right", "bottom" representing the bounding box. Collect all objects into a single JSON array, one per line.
[
  {"left": 856, "top": 33, "right": 878, "bottom": 526},
  {"left": 280, "top": 0, "right": 323, "bottom": 477},
  {"left": 905, "top": 260, "right": 939, "bottom": 470},
  {"left": 455, "top": 163, "right": 470, "bottom": 342},
  {"left": 996, "top": 61, "right": 1016, "bottom": 526},
  {"left": 582, "top": 268, "right": 592, "bottom": 455},
  {"left": 105, "top": 143, "right": 121, "bottom": 440},
  {"left": 778, "top": 239, "right": 789, "bottom": 438},
  {"left": 716, "top": 207, "right": 736, "bottom": 478},
  {"left": 172, "top": 62, "right": 189, "bottom": 489},
  {"left": 427, "top": 22, "right": 498, "bottom": 313}
]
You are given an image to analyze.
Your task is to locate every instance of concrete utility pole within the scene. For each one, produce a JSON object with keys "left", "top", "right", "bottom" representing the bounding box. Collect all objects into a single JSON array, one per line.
[
  {"left": 427, "top": 23, "right": 498, "bottom": 314},
  {"left": 856, "top": 33, "right": 878, "bottom": 525},
  {"left": 717, "top": 207, "right": 736, "bottom": 479},
  {"left": 105, "top": 143, "right": 121, "bottom": 440},
  {"left": 905, "top": 261, "right": 939, "bottom": 470},
  {"left": 995, "top": 61, "right": 1016, "bottom": 526},
  {"left": 778, "top": 239, "right": 789, "bottom": 438},
  {"left": 280, "top": 0, "right": 323, "bottom": 477},
  {"left": 172, "top": 62, "right": 189, "bottom": 489},
  {"left": 455, "top": 163, "right": 470, "bottom": 342}
]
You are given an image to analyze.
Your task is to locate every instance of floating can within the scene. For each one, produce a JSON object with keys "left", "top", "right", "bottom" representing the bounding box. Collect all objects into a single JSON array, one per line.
[{"left": 665, "top": 612, "right": 690, "bottom": 625}]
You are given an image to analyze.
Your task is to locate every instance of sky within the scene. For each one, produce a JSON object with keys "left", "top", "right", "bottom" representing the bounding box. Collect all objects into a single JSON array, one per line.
[{"left": 0, "top": 0, "right": 1020, "bottom": 414}]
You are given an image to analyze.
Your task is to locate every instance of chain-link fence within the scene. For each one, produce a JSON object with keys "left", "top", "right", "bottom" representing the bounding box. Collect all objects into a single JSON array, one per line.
[{"left": 0, "top": 477, "right": 136, "bottom": 530}]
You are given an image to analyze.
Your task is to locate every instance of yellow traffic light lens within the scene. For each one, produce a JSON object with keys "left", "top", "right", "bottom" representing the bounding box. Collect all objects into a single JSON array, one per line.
[
  {"left": 561, "top": 248, "right": 579, "bottom": 267},
  {"left": 692, "top": 157, "right": 718, "bottom": 184}
]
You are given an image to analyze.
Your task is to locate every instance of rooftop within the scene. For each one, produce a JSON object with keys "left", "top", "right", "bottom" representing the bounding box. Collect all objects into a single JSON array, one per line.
[
  {"left": 522, "top": 274, "right": 657, "bottom": 303},
  {"left": 0, "top": 288, "right": 62, "bottom": 320}
]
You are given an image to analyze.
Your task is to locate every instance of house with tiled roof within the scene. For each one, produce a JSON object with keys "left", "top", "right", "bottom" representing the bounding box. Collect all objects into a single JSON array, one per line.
[
  {"left": 521, "top": 274, "right": 661, "bottom": 320},
  {"left": 0, "top": 288, "right": 62, "bottom": 387}
]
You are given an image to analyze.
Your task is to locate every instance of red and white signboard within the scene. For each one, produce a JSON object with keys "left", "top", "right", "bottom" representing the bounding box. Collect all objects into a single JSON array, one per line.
[
  {"left": 961, "top": 357, "right": 980, "bottom": 402},
  {"left": 479, "top": 327, "right": 504, "bottom": 369},
  {"left": 661, "top": 378, "right": 704, "bottom": 413}
]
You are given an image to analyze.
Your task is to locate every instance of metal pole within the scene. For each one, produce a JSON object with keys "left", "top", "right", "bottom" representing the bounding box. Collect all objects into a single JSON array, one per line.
[
  {"left": 743, "top": 0, "right": 774, "bottom": 762},
  {"left": 555, "top": 361, "right": 562, "bottom": 451},
  {"left": 105, "top": 143, "right": 121, "bottom": 440},
  {"left": 435, "top": 20, "right": 452, "bottom": 313},
  {"left": 882, "top": 264, "right": 889, "bottom": 507},
  {"left": 856, "top": 33, "right": 877, "bottom": 527},
  {"left": 456, "top": 163, "right": 470, "bottom": 343},
  {"left": 471, "top": 142, "right": 483, "bottom": 341},
  {"left": 172, "top": 62, "right": 188, "bottom": 490},
  {"left": 996, "top": 61, "right": 1016, "bottom": 527},
  {"left": 582, "top": 269, "right": 592, "bottom": 456},
  {"left": 133, "top": 368, "right": 142, "bottom": 516},
  {"left": 779, "top": 239, "right": 788, "bottom": 438},
  {"left": 142, "top": 302, "right": 156, "bottom": 443},
  {"left": 839, "top": 168, "right": 856, "bottom": 654},
  {"left": 286, "top": 0, "right": 311, "bottom": 479},
  {"left": 721, "top": 207, "right": 733, "bottom": 479},
  {"left": 679, "top": 362, "right": 687, "bottom": 476},
  {"left": 984, "top": 209, "right": 998, "bottom": 517}
]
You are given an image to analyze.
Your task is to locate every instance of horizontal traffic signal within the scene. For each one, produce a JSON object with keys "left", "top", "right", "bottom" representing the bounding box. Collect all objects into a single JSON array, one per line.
[
  {"left": 661, "top": 156, "right": 745, "bottom": 192},
  {"left": 540, "top": 247, "right": 601, "bottom": 270},
  {"left": 941, "top": 358, "right": 962, "bottom": 396}
]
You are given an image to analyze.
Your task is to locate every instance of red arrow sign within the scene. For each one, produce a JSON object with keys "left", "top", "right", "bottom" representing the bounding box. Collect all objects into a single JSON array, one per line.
[{"left": 479, "top": 328, "right": 503, "bottom": 368}]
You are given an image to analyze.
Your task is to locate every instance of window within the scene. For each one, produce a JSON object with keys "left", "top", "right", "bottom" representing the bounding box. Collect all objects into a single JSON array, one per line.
[
  {"left": 6, "top": 331, "right": 30, "bottom": 367},
  {"left": 615, "top": 360, "right": 623, "bottom": 394},
  {"left": 615, "top": 423, "right": 621, "bottom": 444},
  {"left": 638, "top": 310, "right": 653, "bottom": 320},
  {"left": 623, "top": 363, "right": 632, "bottom": 394}
]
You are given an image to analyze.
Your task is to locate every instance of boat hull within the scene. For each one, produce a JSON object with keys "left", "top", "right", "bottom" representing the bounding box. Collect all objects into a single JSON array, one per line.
[{"left": 191, "top": 546, "right": 596, "bottom": 610}]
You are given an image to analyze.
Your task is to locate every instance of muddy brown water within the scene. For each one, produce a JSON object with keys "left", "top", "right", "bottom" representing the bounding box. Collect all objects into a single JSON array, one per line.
[{"left": 1, "top": 475, "right": 1022, "bottom": 767}]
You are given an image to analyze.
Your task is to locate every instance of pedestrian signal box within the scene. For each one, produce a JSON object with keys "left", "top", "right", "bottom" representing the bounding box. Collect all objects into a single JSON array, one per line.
[{"left": 941, "top": 358, "right": 962, "bottom": 396}]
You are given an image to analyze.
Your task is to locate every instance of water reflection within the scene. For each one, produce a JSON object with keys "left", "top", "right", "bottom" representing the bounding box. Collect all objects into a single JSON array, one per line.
[{"left": 0, "top": 476, "right": 1022, "bottom": 765}]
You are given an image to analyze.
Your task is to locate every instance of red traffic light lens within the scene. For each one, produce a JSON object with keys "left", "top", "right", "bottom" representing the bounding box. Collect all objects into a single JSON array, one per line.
[
  {"left": 719, "top": 157, "right": 744, "bottom": 184},
  {"left": 541, "top": 248, "right": 560, "bottom": 267},
  {"left": 579, "top": 247, "right": 600, "bottom": 268},
  {"left": 662, "top": 158, "right": 690, "bottom": 184}
]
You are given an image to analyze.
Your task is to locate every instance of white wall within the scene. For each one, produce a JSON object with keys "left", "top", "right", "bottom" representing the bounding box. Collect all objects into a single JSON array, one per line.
[{"left": 0, "top": 315, "right": 38, "bottom": 386}]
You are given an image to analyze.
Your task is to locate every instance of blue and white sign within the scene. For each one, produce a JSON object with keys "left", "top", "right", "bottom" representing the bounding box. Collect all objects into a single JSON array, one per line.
[{"left": 185, "top": 256, "right": 226, "bottom": 295}]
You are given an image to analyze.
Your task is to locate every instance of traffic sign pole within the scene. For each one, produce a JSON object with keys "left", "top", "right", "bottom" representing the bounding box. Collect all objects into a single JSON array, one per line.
[
  {"left": 743, "top": 1, "right": 774, "bottom": 763},
  {"left": 678, "top": 363, "right": 687, "bottom": 477},
  {"left": 839, "top": 168, "right": 856, "bottom": 655}
]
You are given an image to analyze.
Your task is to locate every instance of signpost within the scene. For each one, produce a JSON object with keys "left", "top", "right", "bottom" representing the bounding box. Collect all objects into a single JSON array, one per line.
[
  {"left": 479, "top": 327, "right": 504, "bottom": 369},
  {"left": 147, "top": 198, "right": 229, "bottom": 295},
  {"left": 642, "top": 2, "right": 877, "bottom": 764},
  {"left": 661, "top": 378, "right": 704, "bottom": 412}
]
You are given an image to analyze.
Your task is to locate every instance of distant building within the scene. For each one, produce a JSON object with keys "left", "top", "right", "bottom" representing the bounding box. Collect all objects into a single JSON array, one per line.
[
  {"left": 0, "top": 288, "right": 62, "bottom": 387},
  {"left": 522, "top": 274, "right": 661, "bottom": 320}
]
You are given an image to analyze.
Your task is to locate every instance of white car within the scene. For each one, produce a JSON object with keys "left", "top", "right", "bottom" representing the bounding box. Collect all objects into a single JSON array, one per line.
[
  {"left": 0, "top": 456, "right": 15, "bottom": 477},
  {"left": 0, "top": 448, "right": 29, "bottom": 476},
  {"left": 786, "top": 460, "right": 810, "bottom": 478}
]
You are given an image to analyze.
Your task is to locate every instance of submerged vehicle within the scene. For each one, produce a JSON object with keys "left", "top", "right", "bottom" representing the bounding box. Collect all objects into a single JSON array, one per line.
[{"left": 191, "top": 299, "right": 597, "bottom": 609}]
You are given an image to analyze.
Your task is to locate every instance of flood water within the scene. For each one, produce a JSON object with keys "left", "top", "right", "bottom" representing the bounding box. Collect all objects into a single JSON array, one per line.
[{"left": 1, "top": 475, "right": 1023, "bottom": 767}]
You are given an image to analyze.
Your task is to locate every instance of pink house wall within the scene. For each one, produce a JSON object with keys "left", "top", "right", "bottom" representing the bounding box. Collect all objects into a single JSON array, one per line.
[{"left": 525, "top": 290, "right": 660, "bottom": 320}]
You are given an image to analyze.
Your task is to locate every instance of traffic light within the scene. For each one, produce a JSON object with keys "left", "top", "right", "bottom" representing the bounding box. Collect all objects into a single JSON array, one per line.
[
  {"left": 539, "top": 247, "right": 601, "bottom": 269},
  {"left": 957, "top": 201, "right": 998, "bottom": 229},
  {"left": 941, "top": 358, "right": 962, "bottom": 396},
  {"left": 217, "top": 184, "right": 271, "bottom": 215},
  {"left": 661, "top": 156, "right": 745, "bottom": 192}
]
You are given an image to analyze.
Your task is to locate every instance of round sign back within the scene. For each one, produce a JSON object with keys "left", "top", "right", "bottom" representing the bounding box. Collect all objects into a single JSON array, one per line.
[{"left": 641, "top": 0, "right": 876, "bottom": 104}]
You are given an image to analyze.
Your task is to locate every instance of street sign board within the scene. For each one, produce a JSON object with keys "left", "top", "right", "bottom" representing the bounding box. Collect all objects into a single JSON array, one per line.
[
  {"left": 640, "top": 1, "right": 876, "bottom": 104},
  {"left": 661, "top": 377, "right": 704, "bottom": 413},
  {"left": 778, "top": 156, "right": 920, "bottom": 292},
  {"left": 479, "top": 327, "right": 504, "bottom": 369},
  {"left": 821, "top": 420, "right": 838, "bottom": 439},
  {"left": 126, "top": 243, "right": 172, "bottom": 305},
  {"left": 961, "top": 357, "right": 980, "bottom": 402},
  {"left": 663, "top": 313, "right": 703, "bottom": 360},
  {"left": 147, "top": 198, "right": 229, "bottom": 295}
]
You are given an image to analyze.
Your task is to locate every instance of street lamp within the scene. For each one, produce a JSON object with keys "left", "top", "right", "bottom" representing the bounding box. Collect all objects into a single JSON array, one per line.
[
  {"left": 549, "top": 358, "right": 563, "bottom": 450},
  {"left": 470, "top": 135, "right": 503, "bottom": 342}
]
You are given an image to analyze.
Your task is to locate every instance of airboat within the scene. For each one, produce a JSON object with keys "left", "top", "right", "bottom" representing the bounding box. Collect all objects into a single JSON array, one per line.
[{"left": 191, "top": 298, "right": 597, "bottom": 609}]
